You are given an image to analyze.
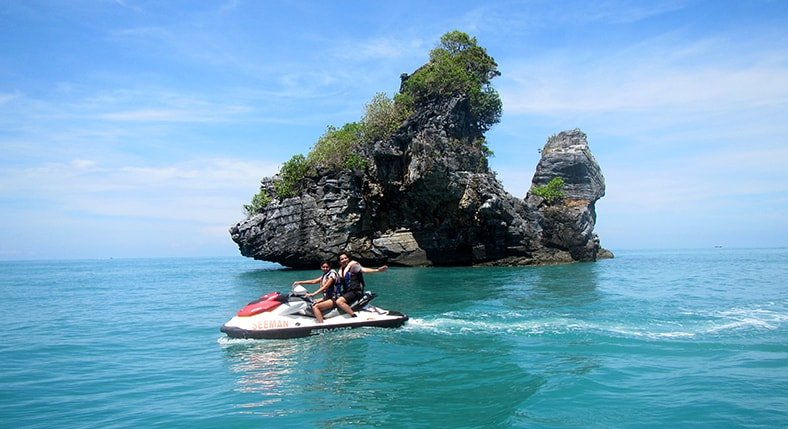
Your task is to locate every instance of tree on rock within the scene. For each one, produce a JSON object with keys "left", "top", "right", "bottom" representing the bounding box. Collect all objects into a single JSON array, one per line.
[{"left": 399, "top": 30, "right": 502, "bottom": 133}]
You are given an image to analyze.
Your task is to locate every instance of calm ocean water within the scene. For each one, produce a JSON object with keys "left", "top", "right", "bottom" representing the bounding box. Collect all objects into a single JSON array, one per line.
[{"left": 1, "top": 249, "right": 786, "bottom": 428}]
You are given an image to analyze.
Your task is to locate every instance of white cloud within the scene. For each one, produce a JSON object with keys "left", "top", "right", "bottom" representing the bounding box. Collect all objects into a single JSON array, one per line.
[
  {"left": 332, "top": 36, "right": 427, "bottom": 62},
  {"left": 0, "top": 92, "right": 21, "bottom": 105},
  {"left": 500, "top": 43, "right": 788, "bottom": 116},
  {"left": 603, "top": 145, "right": 788, "bottom": 214},
  {"left": 454, "top": 1, "right": 687, "bottom": 40},
  {"left": 0, "top": 154, "right": 276, "bottom": 258},
  {"left": 568, "top": 0, "right": 687, "bottom": 24},
  {"left": 84, "top": 88, "right": 254, "bottom": 123},
  {"left": 0, "top": 158, "right": 278, "bottom": 225},
  {"left": 99, "top": 106, "right": 248, "bottom": 122},
  {"left": 0, "top": 86, "right": 260, "bottom": 128},
  {"left": 71, "top": 159, "right": 97, "bottom": 169},
  {"left": 113, "top": 0, "right": 143, "bottom": 12}
]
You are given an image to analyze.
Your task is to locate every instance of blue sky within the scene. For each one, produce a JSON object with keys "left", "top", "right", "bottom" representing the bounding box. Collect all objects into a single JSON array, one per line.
[{"left": 1, "top": 0, "right": 787, "bottom": 260}]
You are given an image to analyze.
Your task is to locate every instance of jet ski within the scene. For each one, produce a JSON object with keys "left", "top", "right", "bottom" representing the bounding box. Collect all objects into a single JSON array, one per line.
[{"left": 220, "top": 286, "right": 409, "bottom": 339}]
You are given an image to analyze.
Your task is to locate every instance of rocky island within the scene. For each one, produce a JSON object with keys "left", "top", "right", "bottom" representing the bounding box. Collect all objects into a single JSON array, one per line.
[{"left": 230, "top": 31, "right": 611, "bottom": 268}]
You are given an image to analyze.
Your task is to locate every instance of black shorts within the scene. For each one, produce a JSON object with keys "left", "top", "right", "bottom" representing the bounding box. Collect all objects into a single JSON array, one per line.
[
  {"left": 314, "top": 296, "right": 337, "bottom": 304},
  {"left": 340, "top": 288, "right": 363, "bottom": 304}
]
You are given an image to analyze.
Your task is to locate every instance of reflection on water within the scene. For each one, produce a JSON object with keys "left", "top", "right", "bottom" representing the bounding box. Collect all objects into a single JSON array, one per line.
[
  {"left": 219, "top": 331, "right": 374, "bottom": 418},
  {"left": 220, "top": 339, "right": 304, "bottom": 415},
  {"left": 218, "top": 325, "right": 543, "bottom": 427}
]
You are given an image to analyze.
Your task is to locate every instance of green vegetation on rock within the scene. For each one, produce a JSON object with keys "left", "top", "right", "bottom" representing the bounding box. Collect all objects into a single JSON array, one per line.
[
  {"left": 308, "top": 123, "right": 364, "bottom": 171},
  {"left": 273, "top": 154, "right": 310, "bottom": 199},
  {"left": 399, "top": 30, "right": 502, "bottom": 133},
  {"left": 361, "top": 92, "right": 412, "bottom": 144},
  {"left": 531, "top": 177, "right": 566, "bottom": 204},
  {"left": 243, "top": 189, "right": 272, "bottom": 216}
]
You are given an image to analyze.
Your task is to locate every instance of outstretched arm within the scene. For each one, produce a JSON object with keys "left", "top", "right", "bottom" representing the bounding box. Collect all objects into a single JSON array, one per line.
[
  {"left": 292, "top": 276, "right": 321, "bottom": 287},
  {"left": 358, "top": 263, "right": 388, "bottom": 274},
  {"left": 363, "top": 265, "right": 387, "bottom": 273}
]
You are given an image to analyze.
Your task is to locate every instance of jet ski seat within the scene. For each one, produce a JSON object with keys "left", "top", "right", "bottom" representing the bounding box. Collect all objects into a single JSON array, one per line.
[{"left": 300, "top": 291, "right": 378, "bottom": 318}]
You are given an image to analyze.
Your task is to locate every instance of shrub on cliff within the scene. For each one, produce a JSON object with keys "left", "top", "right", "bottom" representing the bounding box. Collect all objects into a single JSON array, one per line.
[
  {"left": 308, "top": 123, "right": 365, "bottom": 171},
  {"left": 274, "top": 154, "right": 311, "bottom": 199},
  {"left": 361, "top": 92, "right": 412, "bottom": 143},
  {"left": 243, "top": 189, "right": 272, "bottom": 216},
  {"left": 399, "top": 30, "right": 502, "bottom": 133},
  {"left": 271, "top": 92, "right": 407, "bottom": 188},
  {"left": 249, "top": 122, "right": 367, "bottom": 210},
  {"left": 531, "top": 177, "right": 566, "bottom": 204}
]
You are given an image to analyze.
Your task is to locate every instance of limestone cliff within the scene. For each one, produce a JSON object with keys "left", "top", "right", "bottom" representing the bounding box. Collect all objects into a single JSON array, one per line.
[
  {"left": 230, "top": 94, "right": 611, "bottom": 267},
  {"left": 526, "top": 129, "right": 609, "bottom": 263}
]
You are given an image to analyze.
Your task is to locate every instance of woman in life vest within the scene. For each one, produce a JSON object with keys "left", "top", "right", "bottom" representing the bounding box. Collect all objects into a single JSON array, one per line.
[
  {"left": 335, "top": 253, "right": 388, "bottom": 318},
  {"left": 293, "top": 261, "right": 340, "bottom": 323}
]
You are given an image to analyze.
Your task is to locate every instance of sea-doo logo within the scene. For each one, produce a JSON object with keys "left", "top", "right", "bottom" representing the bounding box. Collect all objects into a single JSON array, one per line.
[
  {"left": 253, "top": 319, "right": 289, "bottom": 330},
  {"left": 316, "top": 326, "right": 352, "bottom": 334}
]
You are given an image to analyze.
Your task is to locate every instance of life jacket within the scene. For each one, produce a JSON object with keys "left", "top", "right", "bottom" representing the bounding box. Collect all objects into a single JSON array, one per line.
[
  {"left": 321, "top": 269, "right": 340, "bottom": 298},
  {"left": 341, "top": 265, "right": 365, "bottom": 293}
]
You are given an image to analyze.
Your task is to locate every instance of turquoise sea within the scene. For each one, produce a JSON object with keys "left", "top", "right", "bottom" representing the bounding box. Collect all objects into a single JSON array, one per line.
[{"left": 1, "top": 249, "right": 786, "bottom": 428}]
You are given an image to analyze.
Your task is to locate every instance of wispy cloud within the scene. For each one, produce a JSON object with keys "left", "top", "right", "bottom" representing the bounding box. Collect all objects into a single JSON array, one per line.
[
  {"left": 566, "top": 0, "right": 687, "bottom": 24},
  {"left": 99, "top": 105, "right": 250, "bottom": 123},
  {"left": 0, "top": 92, "right": 21, "bottom": 104},
  {"left": 500, "top": 36, "right": 788, "bottom": 116},
  {"left": 332, "top": 36, "right": 427, "bottom": 62},
  {"left": 0, "top": 86, "right": 260, "bottom": 127},
  {"left": 113, "top": 0, "right": 143, "bottom": 13},
  {"left": 455, "top": 0, "right": 686, "bottom": 38},
  {"left": 0, "top": 157, "right": 278, "bottom": 224}
]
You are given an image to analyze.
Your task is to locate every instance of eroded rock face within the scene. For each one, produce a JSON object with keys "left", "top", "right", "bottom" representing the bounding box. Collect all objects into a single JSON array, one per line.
[
  {"left": 531, "top": 129, "right": 605, "bottom": 202},
  {"left": 229, "top": 103, "right": 610, "bottom": 268},
  {"left": 526, "top": 129, "right": 607, "bottom": 263}
]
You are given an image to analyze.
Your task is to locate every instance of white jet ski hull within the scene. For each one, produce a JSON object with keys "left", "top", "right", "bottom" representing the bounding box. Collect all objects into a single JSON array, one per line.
[{"left": 220, "top": 291, "right": 408, "bottom": 339}]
